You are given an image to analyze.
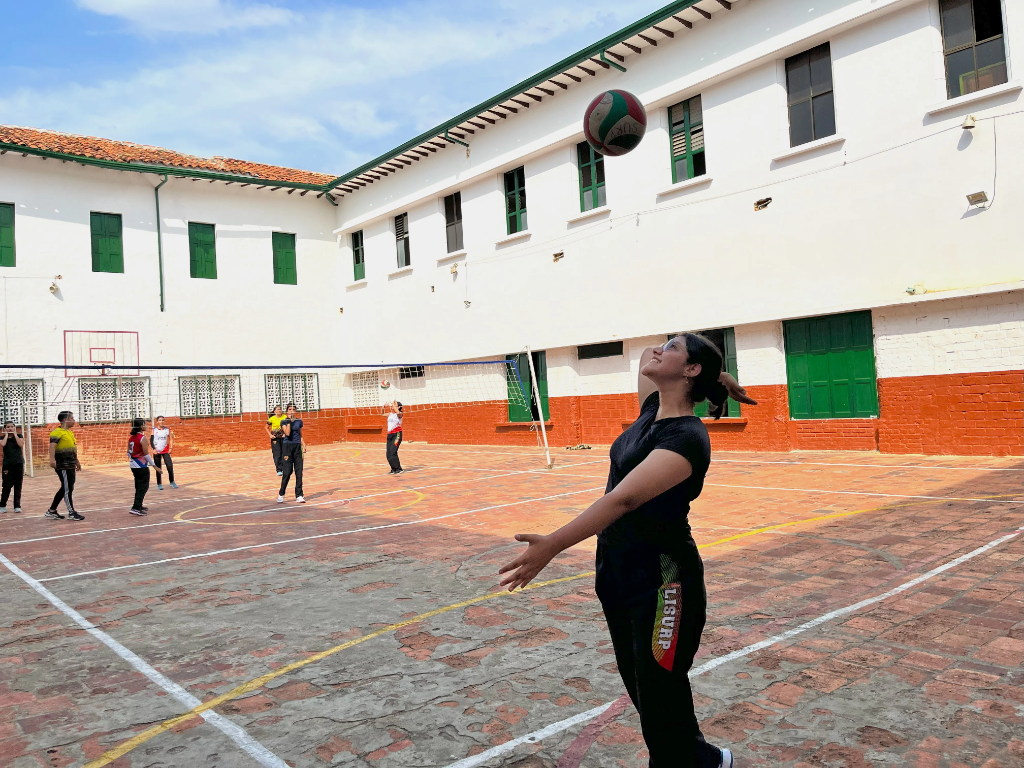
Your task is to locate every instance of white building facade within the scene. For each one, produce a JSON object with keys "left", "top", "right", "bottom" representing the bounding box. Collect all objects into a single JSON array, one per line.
[{"left": 1, "top": 0, "right": 1021, "bottom": 458}]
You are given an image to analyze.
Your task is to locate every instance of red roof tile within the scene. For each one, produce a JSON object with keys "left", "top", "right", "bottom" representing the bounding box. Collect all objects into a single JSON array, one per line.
[{"left": 0, "top": 125, "right": 335, "bottom": 187}]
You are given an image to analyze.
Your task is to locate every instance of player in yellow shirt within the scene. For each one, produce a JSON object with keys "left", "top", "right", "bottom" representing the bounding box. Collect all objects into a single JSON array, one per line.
[
  {"left": 265, "top": 405, "right": 286, "bottom": 476},
  {"left": 46, "top": 410, "right": 84, "bottom": 521}
]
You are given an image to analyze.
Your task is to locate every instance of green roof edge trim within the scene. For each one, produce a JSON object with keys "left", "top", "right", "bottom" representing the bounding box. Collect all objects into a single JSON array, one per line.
[
  {"left": 0, "top": 142, "right": 327, "bottom": 191},
  {"left": 323, "top": 0, "right": 702, "bottom": 192}
]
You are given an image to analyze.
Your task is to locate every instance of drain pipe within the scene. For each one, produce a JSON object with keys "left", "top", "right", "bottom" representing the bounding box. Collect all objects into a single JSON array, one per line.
[{"left": 154, "top": 174, "right": 169, "bottom": 311}]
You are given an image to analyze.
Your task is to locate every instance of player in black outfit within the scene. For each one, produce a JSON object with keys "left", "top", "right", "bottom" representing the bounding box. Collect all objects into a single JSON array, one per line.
[{"left": 500, "top": 333, "right": 756, "bottom": 768}]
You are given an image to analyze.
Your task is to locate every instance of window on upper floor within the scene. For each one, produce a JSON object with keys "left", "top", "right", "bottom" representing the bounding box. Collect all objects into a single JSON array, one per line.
[
  {"left": 504, "top": 166, "right": 527, "bottom": 235},
  {"left": 400, "top": 365, "right": 425, "bottom": 380},
  {"left": 578, "top": 341, "right": 623, "bottom": 360},
  {"left": 351, "top": 230, "right": 365, "bottom": 281},
  {"left": 939, "top": 0, "right": 1007, "bottom": 99},
  {"left": 188, "top": 222, "right": 217, "bottom": 279},
  {"left": 272, "top": 232, "right": 297, "bottom": 285},
  {"left": 786, "top": 43, "right": 836, "bottom": 147},
  {"left": 395, "top": 213, "right": 411, "bottom": 268},
  {"left": 444, "top": 192, "right": 464, "bottom": 253},
  {"left": 0, "top": 203, "right": 15, "bottom": 268},
  {"left": 90, "top": 212, "right": 124, "bottom": 274},
  {"left": 669, "top": 95, "right": 706, "bottom": 183},
  {"left": 576, "top": 142, "right": 606, "bottom": 212}
]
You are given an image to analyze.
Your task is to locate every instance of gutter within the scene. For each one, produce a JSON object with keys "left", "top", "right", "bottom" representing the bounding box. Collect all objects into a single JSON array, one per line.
[
  {"left": 154, "top": 174, "right": 169, "bottom": 312},
  {"left": 322, "top": 0, "right": 703, "bottom": 193}
]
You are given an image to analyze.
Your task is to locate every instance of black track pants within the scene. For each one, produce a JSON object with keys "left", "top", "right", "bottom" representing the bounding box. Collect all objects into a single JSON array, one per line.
[
  {"left": 597, "top": 543, "right": 723, "bottom": 768},
  {"left": 154, "top": 453, "right": 174, "bottom": 484},
  {"left": 279, "top": 442, "right": 303, "bottom": 497},
  {"left": 271, "top": 438, "right": 284, "bottom": 472},
  {"left": 386, "top": 432, "right": 403, "bottom": 472},
  {"left": 50, "top": 467, "right": 77, "bottom": 512},
  {"left": 131, "top": 467, "right": 150, "bottom": 510},
  {"left": 1, "top": 465, "right": 23, "bottom": 508}
]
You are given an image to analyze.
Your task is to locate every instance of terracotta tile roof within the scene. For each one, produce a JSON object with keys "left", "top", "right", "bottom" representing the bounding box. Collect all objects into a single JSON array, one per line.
[{"left": 0, "top": 125, "right": 335, "bottom": 187}]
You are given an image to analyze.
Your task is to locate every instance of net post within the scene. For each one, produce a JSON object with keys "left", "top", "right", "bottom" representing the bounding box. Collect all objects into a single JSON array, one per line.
[
  {"left": 21, "top": 402, "right": 34, "bottom": 478},
  {"left": 525, "top": 346, "right": 553, "bottom": 469}
]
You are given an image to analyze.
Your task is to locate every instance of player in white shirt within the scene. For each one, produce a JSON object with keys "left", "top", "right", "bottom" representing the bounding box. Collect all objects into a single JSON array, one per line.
[
  {"left": 151, "top": 416, "right": 177, "bottom": 490},
  {"left": 385, "top": 401, "right": 404, "bottom": 475}
]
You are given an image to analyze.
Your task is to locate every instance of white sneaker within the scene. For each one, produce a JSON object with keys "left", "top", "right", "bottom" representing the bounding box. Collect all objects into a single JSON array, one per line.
[
  {"left": 295, "top": 496, "right": 305, "bottom": 503},
  {"left": 277, "top": 495, "right": 284, "bottom": 503},
  {"left": 720, "top": 748, "right": 734, "bottom": 767},
  {"left": 0, "top": 507, "right": 6, "bottom": 514},
  {"left": 13, "top": 507, "right": 21, "bottom": 513}
]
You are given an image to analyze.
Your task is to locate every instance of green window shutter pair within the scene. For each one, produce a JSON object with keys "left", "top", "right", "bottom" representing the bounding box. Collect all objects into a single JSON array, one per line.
[
  {"left": 669, "top": 95, "right": 706, "bottom": 183},
  {"left": 90, "top": 212, "right": 124, "bottom": 273},
  {"left": 505, "top": 351, "right": 548, "bottom": 423},
  {"left": 188, "top": 222, "right": 217, "bottom": 279},
  {"left": 0, "top": 203, "right": 14, "bottom": 268},
  {"left": 784, "top": 311, "right": 879, "bottom": 419},
  {"left": 272, "top": 232, "right": 297, "bottom": 285},
  {"left": 692, "top": 328, "right": 739, "bottom": 417},
  {"left": 351, "top": 230, "right": 365, "bottom": 281},
  {"left": 576, "top": 142, "right": 606, "bottom": 212},
  {"left": 504, "top": 167, "right": 527, "bottom": 235}
]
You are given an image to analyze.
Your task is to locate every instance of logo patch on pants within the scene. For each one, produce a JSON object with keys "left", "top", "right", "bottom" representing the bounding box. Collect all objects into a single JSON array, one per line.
[{"left": 651, "top": 554, "right": 682, "bottom": 671}]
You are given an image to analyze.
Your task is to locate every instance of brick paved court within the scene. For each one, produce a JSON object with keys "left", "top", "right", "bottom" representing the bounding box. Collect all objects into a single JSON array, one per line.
[{"left": 0, "top": 442, "right": 1020, "bottom": 768}]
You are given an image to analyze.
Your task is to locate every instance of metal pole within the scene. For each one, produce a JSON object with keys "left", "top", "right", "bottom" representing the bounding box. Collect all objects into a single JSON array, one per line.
[
  {"left": 154, "top": 174, "right": 169, "bottom": 312},
  {"left": 525, "top": 346, "right": 553, "bottom": 469},
  {"left": 22, "top": 402, "right": 33, "bottom": 478}
]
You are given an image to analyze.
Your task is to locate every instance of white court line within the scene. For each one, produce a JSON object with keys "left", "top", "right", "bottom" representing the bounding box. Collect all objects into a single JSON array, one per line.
[
  {"left": 36, "top": 486, "right": 605, "bottom": 582},
  {"left": 442, "top": 526, "right": 1024, "bottom": 768},
  {"left": 0, "top": 465, "right": 556, "bottom": 547},
  {"left": 0, "top": 552, "right": 288, "bottom": 768},
  {"left": 705, "top": 483, "right": 1022, "bottom": 504},
  {"left": 715, "top": 458, "right": 1022, "bottom": 472}
]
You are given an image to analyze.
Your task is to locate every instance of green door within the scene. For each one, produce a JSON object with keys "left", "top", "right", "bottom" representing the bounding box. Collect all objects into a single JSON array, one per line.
[
  {"left": 784, "top": 311, "right": 879, "bottom": 419},
  {"left": 0, "top": 203, "right": 14, "bottom": 268},
  {"left": 189, "top": 222, "right": 217, "bottom": 279},
  {"left": 506, "top": 351, "right": 549, "bottom": 422}
]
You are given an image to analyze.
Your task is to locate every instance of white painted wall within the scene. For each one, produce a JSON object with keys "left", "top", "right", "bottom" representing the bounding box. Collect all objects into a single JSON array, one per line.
[
  {"left": 873, "top": 290, "right": 1024, "bottom": 377},
  {"left": 333, "top": 0, "right": 1022, "bottom": 365},
  {"left": 1, "top": 0, "right": 1020, "bottom": 411}
]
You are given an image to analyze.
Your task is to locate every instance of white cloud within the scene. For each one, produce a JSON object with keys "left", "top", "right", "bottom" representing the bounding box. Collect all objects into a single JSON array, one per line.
[
  {"left": 75, "top": 0, "right": 294, "bottom": 33},
  {"left": 5, "top": 0, "right": 663, "bottom": 172}
]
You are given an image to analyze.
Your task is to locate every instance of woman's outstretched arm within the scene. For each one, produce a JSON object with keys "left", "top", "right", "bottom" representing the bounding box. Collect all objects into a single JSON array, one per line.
[{"left": 498, "top": 449, "right": 693, "bottom": 591}]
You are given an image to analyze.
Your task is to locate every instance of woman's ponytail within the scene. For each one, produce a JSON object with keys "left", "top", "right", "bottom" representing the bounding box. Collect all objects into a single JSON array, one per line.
[{"left": 684, "top": 333, "right": 728, "bottom": 420}]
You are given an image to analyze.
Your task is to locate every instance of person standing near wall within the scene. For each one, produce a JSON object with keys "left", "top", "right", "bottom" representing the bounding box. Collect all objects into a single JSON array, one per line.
[
  {"left": 385, "top": 401, "right": 404, "bottom": 475},
  {"left": 46, "top": 410, "right": 84, "bottom": 521},
  {"left": 127, "top": 418, "right": 154, "bottom": 516},
  {"left": 266, "top": 405, "right": 286, "bottom": 476},
  {"left": 151, "top": 415, "right": 177, "bottom": 490},
  {"left": 1, "top": 420, "right": 25, "bottom": 514},
  {"left": 277, "top": 403, "right": 306, "bottom": 504}
]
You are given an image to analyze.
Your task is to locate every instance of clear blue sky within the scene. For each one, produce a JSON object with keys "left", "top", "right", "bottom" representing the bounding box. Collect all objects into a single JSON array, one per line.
[{"left": 0, "top": 0, "right": 665, "bottom": 174}]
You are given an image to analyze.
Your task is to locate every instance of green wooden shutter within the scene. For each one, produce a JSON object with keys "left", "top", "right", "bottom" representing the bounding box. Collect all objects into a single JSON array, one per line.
[
  {"left": 506, "top": 353, "right": 532, "bottom": 422},
  {"left": 785, "top": 311, "right": 878, "bottom": 419},
  {"left": 90, "top": 212, "right": 124, "bottom": 273},
  {"left": 532, "top": 351, "right": 550, "bottom": 421},
  {"left": 272, "top": 232, "right": 297, "bottom": 285},
  {"left": 189, "top": 222, "right": 217, "bottom": 279},
  {"left": 351, "top": 231, "right": 365, "bottom": 281},
  {"left": 0, "top": 203, "right": 14, "bottom": 268},
  {"left": 723, "top": 327, "right": 740, "bottom": 417}
]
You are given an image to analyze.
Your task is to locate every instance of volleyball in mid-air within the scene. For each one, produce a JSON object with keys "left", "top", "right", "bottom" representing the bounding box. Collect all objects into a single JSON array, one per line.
[
  {"left": 380, "top": 379, "right": 391, "bottom": 390},
  {"left": 583, "top": 89, "right": 647, "bottom": 157}
]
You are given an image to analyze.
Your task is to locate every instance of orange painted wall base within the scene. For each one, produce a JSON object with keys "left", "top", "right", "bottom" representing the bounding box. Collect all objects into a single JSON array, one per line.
[{"left": 25, "top": 369, "right": 1020, "bottom": 467}]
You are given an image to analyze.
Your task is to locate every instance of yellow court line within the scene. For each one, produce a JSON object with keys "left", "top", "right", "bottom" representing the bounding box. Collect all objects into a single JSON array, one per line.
[{"left": 81, "top": 494, "right": 1012, "bottom": 767}]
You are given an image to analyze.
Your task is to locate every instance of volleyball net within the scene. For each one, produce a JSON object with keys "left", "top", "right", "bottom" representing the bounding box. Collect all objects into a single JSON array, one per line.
[{"left": 0, "top": 356, "right": 553, "bottom": 471}]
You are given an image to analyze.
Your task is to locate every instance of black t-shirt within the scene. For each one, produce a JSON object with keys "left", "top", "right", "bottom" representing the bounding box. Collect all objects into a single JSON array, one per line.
[
  {"left": 596, "top": 392, "right": 711, "bottom": 598},
  {"left": 3, "top": 433, "right": 25, "bottom": 468}
]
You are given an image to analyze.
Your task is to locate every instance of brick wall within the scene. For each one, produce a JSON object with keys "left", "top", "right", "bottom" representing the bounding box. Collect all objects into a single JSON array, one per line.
[{"left": 23, "top": 369, "right": 1021, "bottom": 467}]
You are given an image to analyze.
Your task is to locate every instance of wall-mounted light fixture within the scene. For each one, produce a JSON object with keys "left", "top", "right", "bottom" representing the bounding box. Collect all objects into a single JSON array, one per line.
[
  {"left": 966, "top": 191, "right": 988, "bottom": 207},
  {"left": 961, "top": 114, "right": 976, "bottom": 130},
  {"left": 464, "top": 300, "right": 471, "bottom": 308},
  {"left": 553, "top": 250, "right": 564, "bottom": 263},
  {"left": 450, "top": 263, "right": 458, "bottom": 275},
  {"left": 754, "top": 197, "right": 772, "bottom": 211},
  {"left": 339, "top": 307, "right": 344, "bottom": 314}
]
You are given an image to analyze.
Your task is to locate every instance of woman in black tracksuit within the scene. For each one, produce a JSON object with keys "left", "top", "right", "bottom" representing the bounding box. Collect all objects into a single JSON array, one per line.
[{"left": 500, "top": 333, "right": 756, "bottom": 768}]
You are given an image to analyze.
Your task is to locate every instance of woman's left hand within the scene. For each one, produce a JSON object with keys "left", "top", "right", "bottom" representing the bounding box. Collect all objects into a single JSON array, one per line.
[{"left": 498, "top": 533, "right": 560, "bottom": 591}]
